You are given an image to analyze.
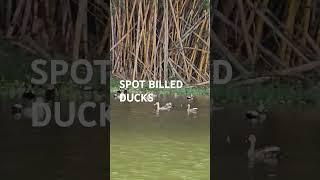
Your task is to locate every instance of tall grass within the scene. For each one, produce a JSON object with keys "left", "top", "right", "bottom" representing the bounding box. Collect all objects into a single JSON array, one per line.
[
  {"left": 213, "top": 0, "right": 320, "bottom": 82},
  {"left": 111, "top": 0, "right": 209, "bottom": 85}
]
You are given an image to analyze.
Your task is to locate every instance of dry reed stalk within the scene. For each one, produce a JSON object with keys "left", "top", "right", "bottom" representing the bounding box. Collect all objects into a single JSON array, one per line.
[
  {"left": 73, "top": 0, "right": 87, "bottom": 60},
  {"left": 111, "top": 0, "right": 209, "bottom": 84}
]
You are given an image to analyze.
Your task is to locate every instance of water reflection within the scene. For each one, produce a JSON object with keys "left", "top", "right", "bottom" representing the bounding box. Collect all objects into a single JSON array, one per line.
[
  {"left": 213, "top": 105, "right": 320, "bottom": 179},
  {"left": 0, "top": 96, "right": 108, "bottom": 179}
]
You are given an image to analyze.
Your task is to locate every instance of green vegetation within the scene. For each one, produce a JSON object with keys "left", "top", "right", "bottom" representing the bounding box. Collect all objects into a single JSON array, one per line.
[
  {"left": 0, "top": 37, "right": 35, "bottom": 81},
  {"left": 214, "top": 82, "right": 320, "bottom": 106}
]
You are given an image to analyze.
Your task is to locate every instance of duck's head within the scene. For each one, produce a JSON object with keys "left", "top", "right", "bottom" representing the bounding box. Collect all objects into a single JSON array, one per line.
[
  {"left": 187, "top": 104, "right": 191, "bottom": 108},
  {"left": 248, "top": 134, "right": 256, "bottom": 143},
  {"left": 154, "top": 102, "right": 159, "bottom": 106},
  {"left": 12, "top": 104, "right": 23, "bottom": 120},
  {"left": 257, "top": 101, "right": 266, "bottom": 113},
  {"left": 12, "top": 104, "right": 23, "bottom": 113}
]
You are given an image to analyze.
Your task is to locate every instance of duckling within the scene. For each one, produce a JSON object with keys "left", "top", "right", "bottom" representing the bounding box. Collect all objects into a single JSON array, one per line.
[
  {"left": 187, "top": 95, "right": 194, "bottom": 101},
  {"left": 187, "top": 104, "right": 198, "bottom": 114},
  {"left": 154, "top": 102, "right": 171, "bottom": 112},
  {"left": 247, "top": 134, "right": 283, "bottom": 168}
]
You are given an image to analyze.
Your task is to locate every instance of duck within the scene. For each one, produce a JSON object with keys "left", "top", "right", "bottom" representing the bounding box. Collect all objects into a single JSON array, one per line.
[
  {"left": 12, "top": 104, "right": 23, "bottom": 120},
  {"left": 187, "top": 95, "right": 194, "bottom": 101},
  {"left": 93, "top": 89, "right": 105, "bottom": 102},
  {"left": 113, "top": 88, "right": 128, "bottom": 99},
  {"left": 163, "top": 102, "right": 173, "bottom": 109},
  {"left": 245, "top": 102, "right": 267, "bottom": 124},
  {"left": 11, "top": 97, "right": 47, "bottom": 121},
  {"left": 22, "top": 89, "right": 36, "bottom": 101},
  {"left": 187, "top": 104, "right": 198, "bottom": 114},
  {"left": 14, "top": 84, "right": 26, "bottom": 99},
  {"left": 154, "top": 102, "right": 171, "bottom": 112},
  {"left": 247, "top": 134, "right": 282, "bottom": 168},
  {"left": 81, "top": 85, "right": 94, "bottom": 100},
  {"left": 45, "top": 84, "right": 56, "bottom": 102}
]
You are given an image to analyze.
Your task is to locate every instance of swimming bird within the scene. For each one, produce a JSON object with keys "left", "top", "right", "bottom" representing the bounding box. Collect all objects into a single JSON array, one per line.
[
  {"left": 12, "top": 104, "right": 23, "bottom": 120},
  {"left": 11, "top": 97, "right": 47, "bottom": 121},
  {"left": 93, "top": 89, "right": 105, "bottom": 102},
  {"left": 245, "top": 103, "right": 267, "bottom": 125},
  {"left": 45, "top": 84, "right": 56, "bottom": 102},
  {"left": 247, "top": 134, "right": 282, "bottom": 168},
  {"left": 113, "top": 88, "right": 128, "bottom": 99},
  {"left": 154, "top": 102, "right": 171, "bottom": 112},
  {"left": 163, "top": 102, "right": 173, "bottom": 109},
  {"left": 22, "top": 89, "right": 36, "bottom": 101},
  {"left": 187, "top": 104, "right": 198, "bottom": 114},
  {"left": 81, "top": 85, "right": 94, "bottom": 100},
  {"left": 187, "top": 95, "right": 194, "bottom": 101}
]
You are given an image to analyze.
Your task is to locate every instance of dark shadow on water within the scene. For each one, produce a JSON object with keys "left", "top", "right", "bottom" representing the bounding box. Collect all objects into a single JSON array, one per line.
[
  {"left": 213, "top": 105, "right": 320, "bottom": 180},
  {"left": 0, "top": 97, "right": 109, "bottom": 180}
]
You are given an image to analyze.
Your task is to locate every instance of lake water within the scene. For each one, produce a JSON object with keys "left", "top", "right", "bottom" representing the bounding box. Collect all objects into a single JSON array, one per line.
[
  {"left": 2, "top": 91, "right": 318, "bottom": 180},
  {"left": 213, "top": 105, "right": 320, "bottom": 180},
  {"left": 0, "top": 96, "right": 109, "bottom": 180},
  {"left": 111, "top": 96, "right": 210, "bottom": 180}
]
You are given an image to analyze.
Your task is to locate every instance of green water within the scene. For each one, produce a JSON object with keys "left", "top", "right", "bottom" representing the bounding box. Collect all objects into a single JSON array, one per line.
[{"left": 111, "top": 96, "right": 210, "bottom": 180}]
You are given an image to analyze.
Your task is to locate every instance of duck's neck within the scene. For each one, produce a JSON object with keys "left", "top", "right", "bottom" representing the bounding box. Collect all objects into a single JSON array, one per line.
[
  {"left": 248, "top": 141, "right": 255, "bottom": 154},
  {"left": 156, "top": 103, "right": 160, "bottom": 110}
]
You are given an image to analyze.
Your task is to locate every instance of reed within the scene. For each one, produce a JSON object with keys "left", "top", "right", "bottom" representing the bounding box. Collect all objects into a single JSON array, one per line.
[
  {"left": 213, "top": 0, "right": 320, "bottom": 84},
  {"left": 0, "top": 0, "right": 110, "bottom": 60},
  {"left": 111, "top": 0, "right": 209, "bottom": 85}
]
